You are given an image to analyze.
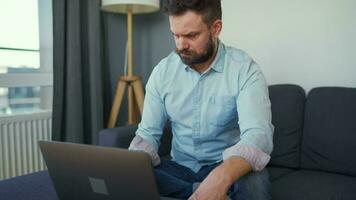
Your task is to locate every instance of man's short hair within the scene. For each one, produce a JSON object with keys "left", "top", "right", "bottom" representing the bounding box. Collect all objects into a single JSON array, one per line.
[{"left": 163, "top": 0, "right": 222, "bottom": 26}]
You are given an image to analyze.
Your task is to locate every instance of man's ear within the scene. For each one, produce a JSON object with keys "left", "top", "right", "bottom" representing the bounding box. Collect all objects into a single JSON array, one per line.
[{"left": 211, "top": 19, "right": 222, "bottom": 38}]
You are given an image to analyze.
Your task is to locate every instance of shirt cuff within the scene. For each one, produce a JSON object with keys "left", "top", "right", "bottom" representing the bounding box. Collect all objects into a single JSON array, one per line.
[
  {"left": 222, "top": 144, "right": 270, "bottom": 171},
  {"left": 129, "top": 135, "right": 161, "bottom": 166}
]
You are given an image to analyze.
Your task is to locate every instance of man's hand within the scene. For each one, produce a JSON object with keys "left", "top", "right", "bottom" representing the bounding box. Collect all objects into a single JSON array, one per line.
[
  {"left": 188, "top": 157, "right": 252, "bottom": 200},
  {"left": 188, "top": 164, "right": 231, "bottom": 200}
]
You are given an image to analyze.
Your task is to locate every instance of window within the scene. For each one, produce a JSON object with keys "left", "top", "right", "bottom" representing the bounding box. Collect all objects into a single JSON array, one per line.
[{"left": 0, "top": 0, "right": 53, "bottom": 117}]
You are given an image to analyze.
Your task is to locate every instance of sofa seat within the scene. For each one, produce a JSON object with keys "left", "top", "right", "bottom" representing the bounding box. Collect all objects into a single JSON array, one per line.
[
  {"left": 267, "top": 167, "right": 296, "bottom": 182},
  {"left": 0, "top": 171, "right": 58, "bottom": 200},
  {"left": 272, "top": 170, "right": 356, "bottom": 200}
]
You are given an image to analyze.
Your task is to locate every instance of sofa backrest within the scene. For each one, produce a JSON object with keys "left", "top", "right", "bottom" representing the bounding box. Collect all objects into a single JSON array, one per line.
[
  {"left": 268, "top": 84, "right": 306, "bottom": 169},
  {"left": 158, "top": 123, "right": 173, "bottom": 157},
  {"left": 301, "top": 87, "right": 356, "bottom": 176}
]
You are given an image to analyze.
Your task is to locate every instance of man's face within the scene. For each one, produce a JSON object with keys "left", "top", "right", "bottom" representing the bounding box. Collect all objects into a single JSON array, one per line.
[{"left": 169, "top": 11, "right": 218, "bottom": 66}]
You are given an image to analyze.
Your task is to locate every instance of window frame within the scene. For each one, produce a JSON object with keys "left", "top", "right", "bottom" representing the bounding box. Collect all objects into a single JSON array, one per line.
[{"left": 0, "top": 0, "right": 53, "bottom": 117}]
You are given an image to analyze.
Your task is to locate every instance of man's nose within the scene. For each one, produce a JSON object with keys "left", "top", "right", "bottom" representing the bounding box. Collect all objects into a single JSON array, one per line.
[{"left": 176, "top": 37, "right": 189, "bottom": 51}]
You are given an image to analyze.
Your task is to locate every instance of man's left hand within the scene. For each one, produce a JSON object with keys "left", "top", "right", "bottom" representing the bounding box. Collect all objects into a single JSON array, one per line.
[
  {"left": 188, "top": 157, "right": 252, "bottom": 200},
  {"left": 188, "top": 163, "right": 231, "bottom": 200}
]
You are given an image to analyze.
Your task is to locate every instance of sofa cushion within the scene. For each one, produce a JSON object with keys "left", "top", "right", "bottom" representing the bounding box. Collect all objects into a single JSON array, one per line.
[
  {"left": 301, "top": 87, "right": 356, "bottom": 176},
  {"left": 272, "top": 170, "right": 356, "bottom": 200},
  {"left": 158, "top": 123, "right": 173, "bottom": 157},
  {"left": 0, "top": 171, "right": 58, "bottom": 200},
  {"left": 267, "top": 166, "right": 296, "bottom": 182},
  {"left": 99, "top": 125, "right": 137, "bottom": 148},
  {"left": 268, "top": 84, "right": 305, "bottom": 168}
]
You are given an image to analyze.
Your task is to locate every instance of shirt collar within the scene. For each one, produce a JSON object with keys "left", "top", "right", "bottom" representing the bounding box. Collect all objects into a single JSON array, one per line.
[{"left": 210, "top": 40, "right": 225, "bottom": 73}]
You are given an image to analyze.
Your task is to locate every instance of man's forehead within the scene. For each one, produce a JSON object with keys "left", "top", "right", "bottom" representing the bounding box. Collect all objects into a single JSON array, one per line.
[{"left": 169, "top": 11, "right": 206, "bottom": 34}]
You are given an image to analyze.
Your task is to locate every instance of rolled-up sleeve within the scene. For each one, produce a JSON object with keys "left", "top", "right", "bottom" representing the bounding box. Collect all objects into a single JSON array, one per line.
[
  {"left": 129, "top": 135, "right": 161, "bottom": 166},
  {"left": 223, "top": 60, "right": 274, "bottom": 171}
]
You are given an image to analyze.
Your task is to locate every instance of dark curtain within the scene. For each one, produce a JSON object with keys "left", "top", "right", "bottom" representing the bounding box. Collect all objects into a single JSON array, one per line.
[{"left": 52, "top": 0, "right": 110, "bottom": 144}]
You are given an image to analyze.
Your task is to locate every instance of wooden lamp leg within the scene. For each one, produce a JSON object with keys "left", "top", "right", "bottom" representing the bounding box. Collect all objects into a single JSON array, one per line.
[
  {"left": 132, "top": 79, "right": 144, "bottom": 114},
  {"left": 127, "top": 84, "right": 136, "bottom": 125},
  {"left": 128, "top": 78, "right": 145, "bottom": 124},
  {"left": 107, "top": 79, "right": 127, "bottom": 128},
  {"left": 131, "top": 90, "right": 141, "bottom": 124}
]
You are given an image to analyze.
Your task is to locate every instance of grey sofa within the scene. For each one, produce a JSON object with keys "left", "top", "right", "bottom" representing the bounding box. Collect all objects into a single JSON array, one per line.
[
  {"left": 99, "top": 84, "right": 356, "bottom": 200},
  {"left": 1, "top": 84, "right": 355, "bottom": 200}
]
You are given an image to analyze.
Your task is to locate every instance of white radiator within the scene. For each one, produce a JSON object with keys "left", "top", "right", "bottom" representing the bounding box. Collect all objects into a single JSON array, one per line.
[{"left": 0, "top": 111, "right": 52, "bottom": 180}]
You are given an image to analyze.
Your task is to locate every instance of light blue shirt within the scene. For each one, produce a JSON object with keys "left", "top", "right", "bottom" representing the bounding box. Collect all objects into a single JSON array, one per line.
[{"left": 136, "top": 41, "right": 274, "bottom": 172}]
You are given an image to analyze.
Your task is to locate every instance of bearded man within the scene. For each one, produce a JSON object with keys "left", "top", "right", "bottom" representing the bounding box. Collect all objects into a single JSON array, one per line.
[{"left": 129, "top": 1, "right": 274, "bottom": 199}]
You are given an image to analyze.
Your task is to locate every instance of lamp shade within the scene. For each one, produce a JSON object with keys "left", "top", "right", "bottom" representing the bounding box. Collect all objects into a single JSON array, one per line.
[{"left": 102, "top": 0, "right": 160, "bottom": 14}]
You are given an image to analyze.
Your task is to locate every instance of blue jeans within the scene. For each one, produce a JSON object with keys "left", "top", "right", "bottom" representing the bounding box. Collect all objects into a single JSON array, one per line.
[{"left": 154, "top": 160, "right": 271, "bottom": 200}]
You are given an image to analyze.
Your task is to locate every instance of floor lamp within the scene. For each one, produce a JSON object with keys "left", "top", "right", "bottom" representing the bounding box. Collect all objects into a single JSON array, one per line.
[{"left": 102, "top": 0, "right": 160, "bottom": 128}]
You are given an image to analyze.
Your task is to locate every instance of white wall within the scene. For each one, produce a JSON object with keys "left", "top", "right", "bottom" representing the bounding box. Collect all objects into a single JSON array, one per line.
[{"left": 221, "top": 0, "right": 356, "bottom": 92}]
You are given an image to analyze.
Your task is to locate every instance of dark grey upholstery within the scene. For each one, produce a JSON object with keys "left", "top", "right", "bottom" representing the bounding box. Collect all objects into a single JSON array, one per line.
[
  {"left": 0, "top": 171, "right": 58, "bottom": 200},
  {"left": 267, "top": 166, "right": 296, "bottom": 182},
  {"left": 99, "top": 124, "right": 137, "bottom": 149},
  {"left": 301, "top": 87, "right": 356, "bottom": 176},
  {"left": 99, "top": 123, "right": 173, "bottom": 157},
  {"left": 272, "top": 170, "right": 356, "bottom": 200},
  {"left": 268, "top": 84, "right": 305, "bottom": 169}
]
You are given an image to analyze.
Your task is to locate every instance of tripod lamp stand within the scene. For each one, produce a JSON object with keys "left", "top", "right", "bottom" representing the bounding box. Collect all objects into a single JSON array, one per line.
[{"left": 102, "top": 0, "right": 160, "bottom": 128}]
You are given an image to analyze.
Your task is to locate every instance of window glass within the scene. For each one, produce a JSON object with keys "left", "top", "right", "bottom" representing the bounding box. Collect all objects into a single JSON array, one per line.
[
  {"left": 0, "top": 0, "right": 39, "bottom": 49},
  {"left": 0, "top": 86, "right": 52, "bottom": 116},
  {"left": 0, "top": 49, "right": 40, "bottom": 74},
  {"left": 0, "top": 0, "right": 53, "bottom": 117}
]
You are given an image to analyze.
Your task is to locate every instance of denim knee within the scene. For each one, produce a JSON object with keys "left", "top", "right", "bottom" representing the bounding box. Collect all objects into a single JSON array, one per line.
[{"left": 229, "top": 168, "right": 271, "bottom": 200}]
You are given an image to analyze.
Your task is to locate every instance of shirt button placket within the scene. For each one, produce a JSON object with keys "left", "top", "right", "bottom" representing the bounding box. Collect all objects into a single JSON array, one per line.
[{"left": 193, "top": 76, "right": 203, "bottom": 158}]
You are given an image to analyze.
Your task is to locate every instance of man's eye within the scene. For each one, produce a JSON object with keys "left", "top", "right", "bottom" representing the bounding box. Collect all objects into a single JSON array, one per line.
[{"left": 186, "top": 34, "right": 197, "bottom": 39}]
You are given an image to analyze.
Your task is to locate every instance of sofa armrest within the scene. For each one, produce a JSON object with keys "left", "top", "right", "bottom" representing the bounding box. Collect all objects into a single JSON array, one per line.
[
  {"left": 99, "top": 125, "right": 138, "bottom": 148},
  {"left": 99, "top": 123, "right": 173, "bottom": 157}
]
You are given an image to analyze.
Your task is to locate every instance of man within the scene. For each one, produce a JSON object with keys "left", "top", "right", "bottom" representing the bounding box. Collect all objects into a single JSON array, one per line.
[{"left": 129, "top": 0, "right": 274, "bottom": 199}]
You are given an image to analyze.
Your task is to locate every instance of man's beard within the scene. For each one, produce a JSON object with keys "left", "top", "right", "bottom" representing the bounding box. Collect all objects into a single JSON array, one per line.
[{"left": 176, "top": 36, "right": 216, "bottom": 66}]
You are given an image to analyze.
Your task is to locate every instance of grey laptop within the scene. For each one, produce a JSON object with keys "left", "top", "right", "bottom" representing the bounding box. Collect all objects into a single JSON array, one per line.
[{"left": 39, "top": 141, "right": 178, "bottom": 200}]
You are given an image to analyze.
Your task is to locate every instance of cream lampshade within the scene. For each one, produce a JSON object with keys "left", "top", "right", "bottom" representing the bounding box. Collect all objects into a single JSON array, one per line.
[
  {"left": 102, "top": 0, "right": 160, "bottom": 128},
  {"left": 102, "top": 0, "right": 160, "bottom": 14}
]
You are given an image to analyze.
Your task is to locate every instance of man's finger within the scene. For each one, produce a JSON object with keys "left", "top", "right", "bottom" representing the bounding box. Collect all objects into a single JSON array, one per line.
[{"left": 188, "top": 193, "right": 198, "bottom": 200}]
